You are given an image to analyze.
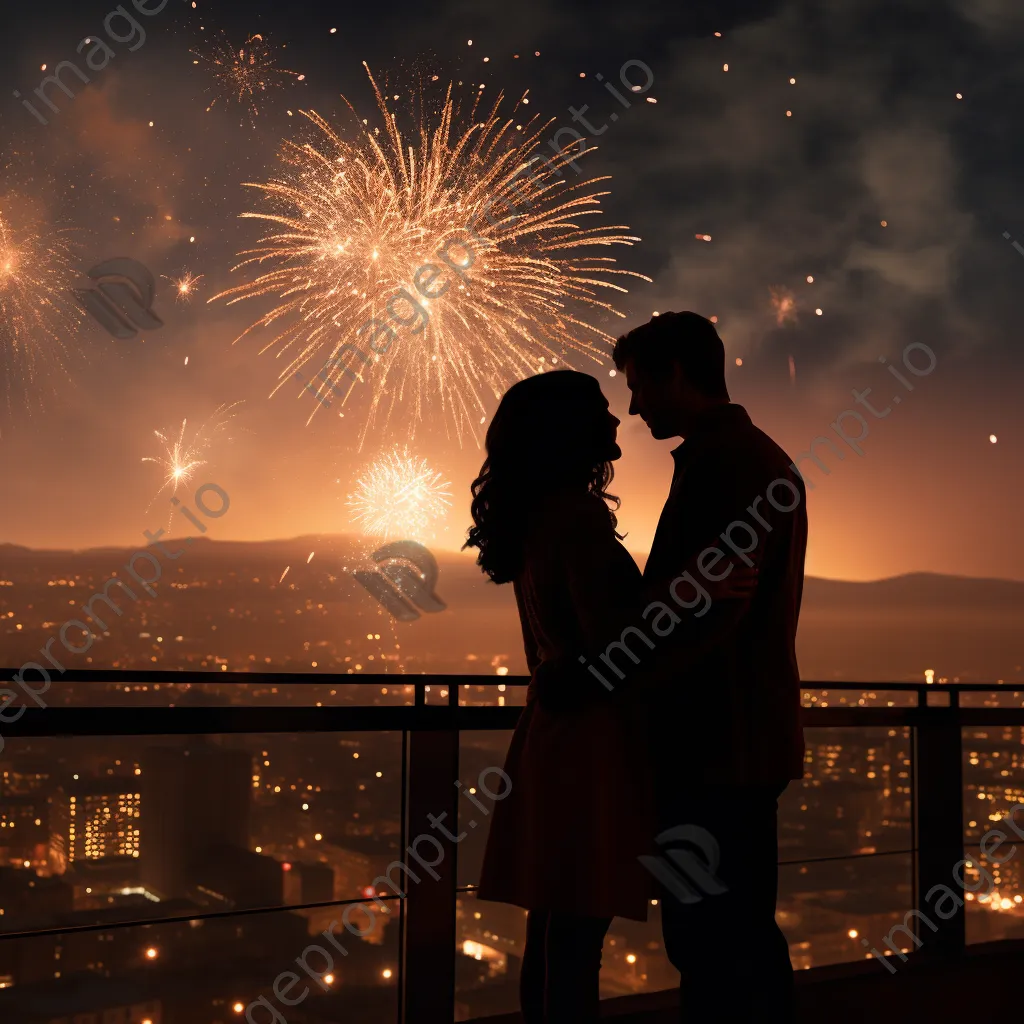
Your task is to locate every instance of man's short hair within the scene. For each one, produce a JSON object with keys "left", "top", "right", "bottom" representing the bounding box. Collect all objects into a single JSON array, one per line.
[{"left": 612, "top": 311, "right": 729, "bottom": 400}]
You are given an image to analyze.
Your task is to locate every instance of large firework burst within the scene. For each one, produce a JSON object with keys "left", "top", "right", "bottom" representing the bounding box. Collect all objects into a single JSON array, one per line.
[
  {"left": 0, "top": 201, "right": 83, "bottom": 410},
  {"left": 213, "top": 65, "right": 650, "bottom": 443},
  {"left": 192, "top": 32, "right": 302, "bottom": 122},
  {"left": 346, "top": 448, "right": 452, "bottom": 540}
]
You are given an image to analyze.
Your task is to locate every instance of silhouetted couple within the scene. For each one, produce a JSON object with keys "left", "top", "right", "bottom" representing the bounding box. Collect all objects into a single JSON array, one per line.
[{"left": 465, "top": 313, "right": 807, "bottom": 1023}]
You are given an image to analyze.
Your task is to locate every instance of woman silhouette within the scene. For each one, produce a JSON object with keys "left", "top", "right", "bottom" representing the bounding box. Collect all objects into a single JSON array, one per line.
[{"left": 465, "top": 371, "right": 752, "bottom": 1021}]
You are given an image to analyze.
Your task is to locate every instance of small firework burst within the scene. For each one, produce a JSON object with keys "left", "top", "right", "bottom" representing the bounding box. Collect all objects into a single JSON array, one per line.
[
  {"left": 770, "top": 286, "right": 798, "bottom": 327},
  {"left": 346, "top": 448, "right": 452, "bottom": 540},
  {"left": 142, "top": 402, "right": 243, "bottom": 520},
  {"left": 0, "top": 199, "right": 83, "bottom": 410},
  {"left": 164, "top": 270, "right": 205, "bottom": 303},
  {"left": 192, "top": 32, "right": 302, "bottom": 122}
]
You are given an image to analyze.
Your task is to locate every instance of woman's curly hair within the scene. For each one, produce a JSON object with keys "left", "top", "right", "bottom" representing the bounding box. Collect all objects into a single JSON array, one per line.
[{"left": 464, "top": 371, "right": 620, "bottom": 584}]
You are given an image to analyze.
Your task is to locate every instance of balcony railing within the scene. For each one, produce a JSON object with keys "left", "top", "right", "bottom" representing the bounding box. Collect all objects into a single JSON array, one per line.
[{"left": 1, "top": 670, "right": 1023, "bottom": 1022}]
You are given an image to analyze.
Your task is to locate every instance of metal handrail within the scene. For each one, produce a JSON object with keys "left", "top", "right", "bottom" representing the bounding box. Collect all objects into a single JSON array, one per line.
[{"left": 0, "top": 670, "right": 1017, "bottom": 1022}]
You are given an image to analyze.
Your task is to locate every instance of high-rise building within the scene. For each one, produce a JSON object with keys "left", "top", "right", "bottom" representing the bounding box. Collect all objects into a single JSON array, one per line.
[
  {"left": 48, "top": 779, "right": 141, "bottom": 873},
  {"left": 140, "top": 741, "right": 253, "bottom": 899}
]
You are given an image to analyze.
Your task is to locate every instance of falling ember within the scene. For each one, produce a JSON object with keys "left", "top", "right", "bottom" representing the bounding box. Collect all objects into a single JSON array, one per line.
[
  {"left": 815, "top": 308, "right": 823, "bottom": 316},
  {"left": 880, "top": 220, "right": 888, "bottom": 227},
  {"left": 788, "top": 355, "right": 797, "bottom": 383},
  {"left": 789, "top": 77, "right": 797, "bottom": 85},
  {"left": 769, "top": 287, "right": 798, "bottom": 326},
  {"left": 184, "top": 356, "right": 189, "bottom": 365},
  {"left": 695, "top": 234, "right": 712, "bottom": 242},
  {"left": 710, "top": 315, "right": 718, "bottom": 323},
  {"left": 956, "top": 93, "right": 963, "bottom": 100},
  {"left": 192, "top": 32, "right": 302, "bottom": 122},
  {"left": 806, "top": 275, "right": 814, "bottom": 283},
  {"left": 279, "top": 566, "right": 291, "bottom": 583},
  {"left": 722, "top": 63, "right": 729, "bottom": 71},
  {"left": 346, "top": 447, "right": 452, "bottom": 540},
  {"left": 213, "top": 65, "right": 649, "bottom": 444},
  {"left": 735, "top": 357, "right": 743, "bottom": 366},
  {"left": 989, "top": 435, "right": 998, "bottom": 444},
  {"left": 307, "top": 551, "right": 315, "bottom": 562}
]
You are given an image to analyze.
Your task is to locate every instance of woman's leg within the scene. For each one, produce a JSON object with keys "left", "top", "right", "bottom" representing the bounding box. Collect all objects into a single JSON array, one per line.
[
  {"left": 520, "top": 909, "right": 549, "bottom": 1024},
  {"left": 543, "top": 912, "right": 612, "bottom": 1022}
]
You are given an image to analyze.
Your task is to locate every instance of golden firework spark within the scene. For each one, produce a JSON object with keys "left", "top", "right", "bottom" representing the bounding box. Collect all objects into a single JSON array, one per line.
[
  {"left": 346, "top": 448, "right": 452, "bottom": 540},
  {"left": 213, "top": 65, "right": 651, "bottom": 444},
  {"left": 0, "top": 201, "right": 83, "bottom": 409},
  {"left": 192, "top": 32, "right": 302, "bottom": 121},
  {"left": 770, "top": 286, "right": 798, "bottom": 327},
  {"left": 164, "top": 270, "right": 205, "bottom": 303},
  {"left": 142, "top": 402, "right": 243, "bottom": 516}
]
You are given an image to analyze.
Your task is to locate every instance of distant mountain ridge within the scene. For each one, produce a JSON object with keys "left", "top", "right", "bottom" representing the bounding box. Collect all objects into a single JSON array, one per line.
[{"left": 1, "top": 538, "right": 1022, "bottom": 683}]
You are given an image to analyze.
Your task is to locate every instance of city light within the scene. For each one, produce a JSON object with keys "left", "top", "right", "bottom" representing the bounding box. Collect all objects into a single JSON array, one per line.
[{"left": 144, "top": 947, "right": 158, "bottom": 960}]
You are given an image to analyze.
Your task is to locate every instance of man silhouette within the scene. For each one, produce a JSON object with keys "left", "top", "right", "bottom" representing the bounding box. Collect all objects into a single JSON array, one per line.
[
  {"left": 614, "top": 311, "right": 807, "bottom": 1022},
  {"left": 534, "top": 311, "right": 807, "bottom": 1020}
]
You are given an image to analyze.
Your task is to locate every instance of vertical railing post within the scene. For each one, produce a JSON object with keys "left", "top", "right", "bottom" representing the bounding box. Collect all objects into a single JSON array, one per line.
[
  {"left": 912, "top": 690, "right": 965, "bottom": 957},
  {"left": 399, "top": 694, "right": 459, "bottom": 1023}
]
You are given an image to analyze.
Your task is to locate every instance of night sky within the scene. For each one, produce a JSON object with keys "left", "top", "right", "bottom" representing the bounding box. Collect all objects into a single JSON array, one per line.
[{"left": 0, "top": 0, "right": 1022, "bottom": 582}]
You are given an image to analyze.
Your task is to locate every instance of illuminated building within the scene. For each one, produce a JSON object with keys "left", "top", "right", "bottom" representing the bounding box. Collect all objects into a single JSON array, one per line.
[{"left": 48, "top": 779, "right": 141, "bottom": 873}]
